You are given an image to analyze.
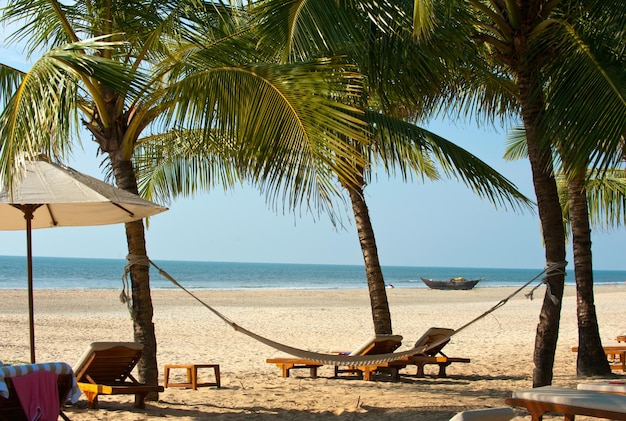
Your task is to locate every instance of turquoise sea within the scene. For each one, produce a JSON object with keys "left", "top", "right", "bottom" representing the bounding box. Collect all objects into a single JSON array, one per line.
[{"left": 1, "top": 255, "right": 625, "bottom": 290}]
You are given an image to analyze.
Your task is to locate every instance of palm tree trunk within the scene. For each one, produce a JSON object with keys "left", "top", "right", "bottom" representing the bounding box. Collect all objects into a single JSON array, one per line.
[
  {"left": 568, "top": 173, "right": 612, "bottom": 376},
  {"left": 518, "top": 69, "right": 567, "bottom": 388},
  {"left": 345, "top": 182, "right": 393, "bottom": 334},
  {"left": 110, "top": 156, "right": 160, "bottom": 394}
]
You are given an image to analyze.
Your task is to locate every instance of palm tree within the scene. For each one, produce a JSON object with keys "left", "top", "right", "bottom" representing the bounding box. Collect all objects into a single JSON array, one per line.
[
  {"left": 0, "top": 0, "right": 369, "bottom": 389},
  {"left": 253, "top": 0, "right": 532, "bottom": 336},
  {"left": 412, "top": 0, "right": 626, "bottom": 384},
  {"left": 540, "top": 10, "right": 626, "bottom": 377},
  {"left": 506, "top": 133, "right": 614, "bottom": 377},
  {"left": 560, "top": 169, "right": 626, "bottom": 376},
  {"left": 137, "top": 0, "right": 532, "bottom": 336}
]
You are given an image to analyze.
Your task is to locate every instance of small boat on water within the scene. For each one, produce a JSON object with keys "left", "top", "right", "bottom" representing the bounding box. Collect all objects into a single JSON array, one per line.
[{"left": 420, "top": 277, "right": 480, "bottom": 290}]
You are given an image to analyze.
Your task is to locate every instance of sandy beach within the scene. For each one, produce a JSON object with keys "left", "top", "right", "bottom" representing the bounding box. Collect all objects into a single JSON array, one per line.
[{"left": 1, "top": 284, "right": 624, "bottom": 420}]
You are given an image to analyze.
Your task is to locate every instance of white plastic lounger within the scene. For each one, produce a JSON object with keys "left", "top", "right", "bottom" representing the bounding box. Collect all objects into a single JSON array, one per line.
[
  {"left": 505, "top": 385, "right": 626, "bottom": 420},
  {"left": 577, "top": 380, "right": 626, "bottom": 395}
]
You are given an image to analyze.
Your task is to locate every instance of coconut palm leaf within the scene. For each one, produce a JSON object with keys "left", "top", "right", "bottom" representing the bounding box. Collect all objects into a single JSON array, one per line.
[
  {"left": 155, "top": 57, "right": 367, "bottom": 183},
  {"left": 364, "top": 111, "right": 534, "bottom": 211},
  {"left": 0, "top": 63, "right": 25, "bottom": 108},
  {"left": 536, "top": 8, "right": 626, "bottom": 171},
  {"left": 134, "top": 129, "right": 240, "bottom": 203},
  {"left": 0, "top": 40, "right": 141, "bottom": 183},
  {"left": 559, "top": 169, "right": 626, "bottom": 232}
]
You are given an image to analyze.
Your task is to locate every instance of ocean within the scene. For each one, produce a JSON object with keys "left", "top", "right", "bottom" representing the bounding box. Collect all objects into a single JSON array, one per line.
[{"left": 0, "top": 255, "right": 625, "bottom": 290}]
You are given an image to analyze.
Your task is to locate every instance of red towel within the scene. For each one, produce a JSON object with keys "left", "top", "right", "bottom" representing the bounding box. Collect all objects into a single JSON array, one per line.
[{"left": 12, "top": 370, "right": 60, "bottom": 421}]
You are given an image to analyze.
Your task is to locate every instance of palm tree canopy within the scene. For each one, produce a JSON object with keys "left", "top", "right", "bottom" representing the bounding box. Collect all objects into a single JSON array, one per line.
[
  {"left": 0, "top": 39, "right": 141, "bottom": 183},
  {"left": 412, "top": 0, "right": 626, "bottom": 173},
  {"left": 0, "top": 0, "right": 371, "bottom": 206}
]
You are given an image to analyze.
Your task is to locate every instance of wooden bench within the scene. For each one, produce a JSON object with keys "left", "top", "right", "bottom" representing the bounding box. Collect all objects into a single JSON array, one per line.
[
  {"left": 266, "top": 359, "right": 324, "bottom": 378},
  {"left": 505, "top": 386, "right": 626, "bottom": 420},
  {"left": 572, "top": 344, "right": 626, "bottom": 372},
  {"left": 163, "top": 364, "right": 220, "bottom": 389}
]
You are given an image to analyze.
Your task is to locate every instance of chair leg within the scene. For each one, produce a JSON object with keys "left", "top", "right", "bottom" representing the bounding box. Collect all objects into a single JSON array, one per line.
[
  {"left": 437, "top": 363, "right": 450, "bottom": 377},
  {"left": 134, "top": 393, "right": 147, "bottom": 409},
  {"left": 84, "top": 391, "right": 99, "bottom": 409}
]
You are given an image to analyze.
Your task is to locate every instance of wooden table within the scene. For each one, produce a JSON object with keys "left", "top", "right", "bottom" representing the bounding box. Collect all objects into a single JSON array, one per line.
[{"left": 164, "top": 364, "right": 221, "bottom": 389}]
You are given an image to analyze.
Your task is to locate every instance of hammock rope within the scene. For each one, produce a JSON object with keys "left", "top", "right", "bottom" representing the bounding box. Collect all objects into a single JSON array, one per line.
[{"left": 122, "top": 256, "right": 567, "bottom": 366}]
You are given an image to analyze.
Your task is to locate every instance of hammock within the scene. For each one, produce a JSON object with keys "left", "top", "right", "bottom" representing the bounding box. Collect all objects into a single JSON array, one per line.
[{"left": 122, "top": 257, "right": 566, "bottom": 366}]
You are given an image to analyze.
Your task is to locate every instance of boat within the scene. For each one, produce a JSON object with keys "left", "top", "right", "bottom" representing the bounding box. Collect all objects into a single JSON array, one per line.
[{"left": 420, "top": 277, "right": 480, "bottom": 290}]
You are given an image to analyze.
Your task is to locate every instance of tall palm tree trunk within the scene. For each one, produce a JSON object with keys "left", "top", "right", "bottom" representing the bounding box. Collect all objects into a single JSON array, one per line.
[
  {"left": 568, "top": 173, "right": 611, "bottom": 376},
  {"left": 517, "top": 70, "right": 567, "bottom": 388},
  {"left": 345, "top": 180, "right": 393, "bottom": 335},
  {"left": 110, "top": 156, "right": 160, "bottom": 394}
]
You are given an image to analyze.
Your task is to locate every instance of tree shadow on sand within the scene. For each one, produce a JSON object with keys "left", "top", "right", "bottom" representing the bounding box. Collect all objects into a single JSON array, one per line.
[{"left": 65, "top": 400, "right": 479, "bottom": 420}]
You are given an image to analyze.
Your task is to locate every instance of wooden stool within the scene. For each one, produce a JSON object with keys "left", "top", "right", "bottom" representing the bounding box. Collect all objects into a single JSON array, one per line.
[{"left": 164, "top": 364, "right": 221, "bottom": 389}]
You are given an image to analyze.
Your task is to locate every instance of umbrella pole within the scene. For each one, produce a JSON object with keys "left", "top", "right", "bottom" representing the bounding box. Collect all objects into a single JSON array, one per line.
[
  {"left": 24, "top": 213, "right": 35, "bottom": 364},
  {"left": 25, "top": 208, "right": 36, "bottom": 364},
  {"left": 16, "top": 205, "right": 39, "bottom": 364}
]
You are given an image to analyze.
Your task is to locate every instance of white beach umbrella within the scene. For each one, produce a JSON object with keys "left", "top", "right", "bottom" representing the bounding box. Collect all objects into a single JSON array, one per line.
[{"left": 0, "top": 155, "right": 168, "bottom": 363}]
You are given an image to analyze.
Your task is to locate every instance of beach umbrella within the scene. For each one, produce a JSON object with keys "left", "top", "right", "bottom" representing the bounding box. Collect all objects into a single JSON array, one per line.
[{"left": 0, "top": 156, "right": 168, "bottom": 363}]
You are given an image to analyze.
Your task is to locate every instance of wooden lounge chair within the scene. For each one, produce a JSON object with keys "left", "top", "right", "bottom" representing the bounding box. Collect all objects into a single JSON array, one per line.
[
  {"left": 333, "top": 334, "right": 404, "bottom": 380},
  {"left": 0, "top": 362, "right": 80, "bottom": 421},
  {"left": 390, "top": 327, "right": 471, "bottom": 378},
  {"left": 572, "top": 343, "right": 626, "bottom": 372},
  {"left": 73, "top": 342, "right": 164, "bottom": 409},
  {"left": 505, "top": 386, "right": 626, "bottom": 420},
  {"left": 266, "top": 334, "right": 403, "bottom": 381}
]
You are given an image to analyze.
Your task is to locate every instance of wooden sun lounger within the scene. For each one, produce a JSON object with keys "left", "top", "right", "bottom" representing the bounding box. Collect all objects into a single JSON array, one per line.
[
  {"left": 330, "top": 354, "right": 471, "bottom": 381},
  {"left": 572, "top": 344, "right": 626, "bottom": 372},
  {"left": 267, "top": 335, "right": 404, "bottom": 382},
  {"left": 0, "top": 373, "right": 74, "bottom": 421},
  {"left": 0, "top": 374, "right": 72, "bottom": 421},
  {"left": 265, "top": 358, "right": 324, "bottom": 378},
  {"left": 333, "top": 335, "right": 404, "bottom": 381},
  {"left": 73, "top": 342, "right": 163, "bottom": 409},
  {"left": 505, "top": 386, "right": 626, "bottom": 420},
  {"left": 383, "top": 328, "right": 470, "bottom": 378},
  {"left": 389, "top": 355, "right": 471, "bottom": 378},
  {"left": 0, "top": 362, "right": 80, "bottom": 421}
]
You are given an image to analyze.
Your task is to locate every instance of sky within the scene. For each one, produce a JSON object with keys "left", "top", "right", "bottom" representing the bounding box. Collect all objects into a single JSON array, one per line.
[{"left": 0, "top": 36, "right": 624, "bottom": 271}]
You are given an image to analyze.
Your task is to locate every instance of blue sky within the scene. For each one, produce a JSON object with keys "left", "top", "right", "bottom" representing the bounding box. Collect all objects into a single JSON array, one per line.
[
  {"left": 1, "top": 120, "right": 624, "bottom": 271},
  {"left": 0, "top": 36, "right": 624, "bottom": 271}
]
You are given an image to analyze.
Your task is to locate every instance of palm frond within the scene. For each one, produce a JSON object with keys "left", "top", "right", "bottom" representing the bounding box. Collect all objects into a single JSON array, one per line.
[
  {"left": 503, "top": 127, "right": 528, "bottom": 161},
  {"left": 536, "top": 9, "right": 626, "bottom": 172},
  {"left": 134, "top": 129, "right": 240, "bottom": 203},
  {"left": 364, "top": 111, "right": 534, "bottom": 211},
  {"left": 0, "top": 63, "right": 26, "bottom": 109},
  {"left": 250, "top": 0, "right": 367, "bottom": 62},
  {"left": 2, "top": 0, "right": 77, "bottom": 55},
  {"left": 584, "top": 169, "right": 626, "bottom": 231},
  {"left": 0, "top": 41, "right": 141, "bottom": 185}
]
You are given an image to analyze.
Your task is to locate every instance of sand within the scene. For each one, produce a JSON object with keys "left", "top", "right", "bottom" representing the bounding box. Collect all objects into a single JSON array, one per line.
[{"left": 1, "top": 284, "right": 624, "bottom": 420}]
